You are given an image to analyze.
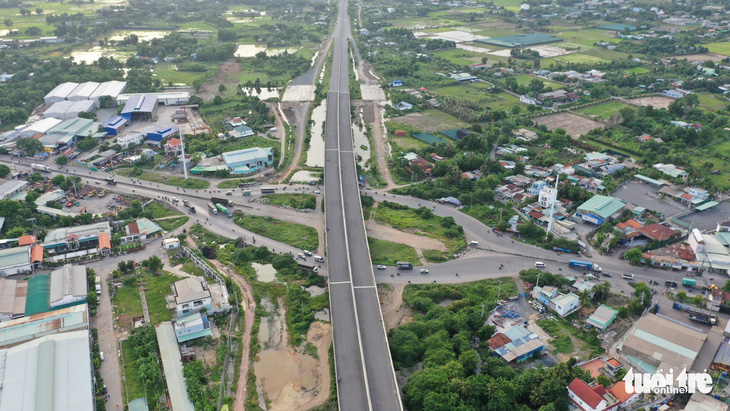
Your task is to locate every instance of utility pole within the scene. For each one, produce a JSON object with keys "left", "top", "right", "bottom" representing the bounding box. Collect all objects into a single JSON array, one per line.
[
  {"left": 497, "top": 280, "right": 502, "bottom": 301},
  {"left": 545, "top": 173, "right": 559, "bottom": 240},
  {"left": 481, "top": 303, "right": 486, "bottom": 319},
  {"left": 179, "top": 127, "right": 189, "bottom": 180},
  {"left": 536, "top": 272, "right": 541, "bottom": 288}
]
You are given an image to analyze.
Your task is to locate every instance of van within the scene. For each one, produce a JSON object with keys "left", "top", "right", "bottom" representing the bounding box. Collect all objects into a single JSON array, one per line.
[
  {"left": 314, "top": 255, "right": 324, "bottom": 262},
  {"left": 535, "top": 262, "right": 546, "bottom": 268},
  {"left": 622, "top": 273, "right": 635, "bottom": 280},
  {"left": 469, "top": 241, "right": 479, "bottom": 247},
  {"left": 242, "top": 189, "right": 252, "bottom": 196},
  {"left": 225, "top": 191, "right": 233, "bottom": 196}
]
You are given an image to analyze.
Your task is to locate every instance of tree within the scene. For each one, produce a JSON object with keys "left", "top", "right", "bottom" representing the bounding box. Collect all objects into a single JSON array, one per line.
[
  {"left": 15, "top": 137, "right": 44, "bottom": 155},
  {"left": 99, "top": 95, "right": 115, "bottom": 108},
  {"left": 481, "top": 56, "right": 488, "bottom": 65},
  {"left": 529, "top": 78, "right": 544, "bottom": 93},
  {"left": 25, "top": 26, "right": 41, "bottom": 36},
  {"left": 213, "top": 95, "right": 223, "bottom": 105},
  {"left": 35, "top": 7, "right": 42, "bottom": 14},
  {"left": 4, "top": 19, "right": 12, "bottom": 27},
  {"left": 722, "top": 280, "right": 730, "bottom": 293},
  {"left": 146, "top": 255, "right": 163, "bottom": 273},
  {"left": 55, "top": 155, "right": 68, "bottom": 165},
  {"left": 624, "top": 248, "right": 642, "bottom": 264},
  {"left": 0, "top": 164, "right": 9, "bottom": 178}
]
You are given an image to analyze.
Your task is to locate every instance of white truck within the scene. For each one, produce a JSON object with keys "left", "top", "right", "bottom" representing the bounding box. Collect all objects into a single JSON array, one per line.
[
  {"left": 31, "top": 163, "right": 51, "bottom": 173},
  {"left": 95, "top": 276, "right": 101, "bottom": 295}
]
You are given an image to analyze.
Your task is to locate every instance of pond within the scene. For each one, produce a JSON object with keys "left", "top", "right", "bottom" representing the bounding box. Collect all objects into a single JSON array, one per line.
[
  {"left": 70, "top": 47, "right": 135, "bottom": 64},
  {"left": 108, "top": 30, "right": 170, "bottom": 42},
  {"left": 290, "top": 170, "right": 321, "bottom": 183},
  {"left": 251, "top": 262, "right": 277, "bottom": 283},
  {"left": 234, "top": 44, "right": 267, "bottom": 58},
  {"left": 305, "top": 99, "right": 326, "bottom": 167},
  {"left": 352, "top": 108, "right": 371, "bottom": 168}
]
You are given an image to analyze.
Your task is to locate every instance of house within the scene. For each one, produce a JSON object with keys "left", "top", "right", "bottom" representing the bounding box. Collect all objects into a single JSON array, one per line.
[
  {"left": 519, "top": 94, "right": 542, "bottom": 105},
  {"left": 43, "top": 222, "right": 111, "bottom": 255},
  {"left": 426, "top": 98, "right": 440, "bottom": 108},
  {"left": 538, "top": 186, "right": 557, "bottom": 209},
  {"left": 527, "top": 180, "right": 548, "bottom": 196},
  {"left": 653, "top": 163, "right": 688, "bottom": 178},
  {"left": 496, "top": 184, "right": 525, "bottom": 202},
  {"left": 505, "top": 174, "right": 532, "bottom": 187},
  {"left": 162, "top": 238, "right": 181, "bottom": 250},
  {"left": 550, "top": 293, "right": 581, "bottom": 317},
  {"left": 538, "top": 90, "right": 569, "bottom": 102},
  {"left": 470, "top": 63, "right": 488, "bottom": 70},
  {"left": 663, "top": 88, "right": 692, "bottom": 99},
  {"left": 395, "top": 102, "right": 413, "bottom": 111},
  {"left": 125, "top": 218, "right": 163, "bottom": 241},
  {"left": 576, "top": 195, "right": 626, "bottom": 225},
  {"left": 172, "top": 277, "right": 212, "bottom": 316},
  {"left": 390, "top": 80, "right": 403, "bottom": 87},
  {"left": 514, "top": 128, "right": 538, "bottom": 141},
  {"left": 449, "top": 72, "right": 477, "bottom": 82},
  {"left": 567, "top": 378, "right": 619, "bottom": 411},
  {"left": 224, "top": 117, "right": 246, "bottom": 129},
  {"left": 636, "top": 223, "right": 678, "bottom": 242},
  {"left": 164, "top": 138, "right": 182, "bottom": 155},
  {"left": 587, "top": 305, "right": 619, "bottom": 330},
  {"left": 532, "top": 285, "right": 558, "bottom": 306},
  {"left": 228, "top": 125, "right": 255, "bottom": 139},
  {"left": 172, "top": 312, "right": 213, "bottom": 343},
  {"left": 116, "top": 132, "right": 145, "bottom": 149},
  {"left": 604, "top": 358, "right": 623, "bottom": 378}
]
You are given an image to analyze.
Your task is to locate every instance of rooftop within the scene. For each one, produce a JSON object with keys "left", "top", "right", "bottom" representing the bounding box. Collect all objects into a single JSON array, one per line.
[
  {"left": 577, "top": 195, "right": 626, "bottom": 219},
  {"left": 637, "top": 223, "right": 678, "bottom": 241},
  {"left": 174, "top": 277, "right": 211, "bottom": 305},
  {"left": 44, "top": 222, "right": 111, "bottom": 245},
  {"left": 0, "top": 246, "right": 31, "bottom": 269},
  {"left": 221, "top": 147, "right": 274, "bottom": 166},
  {"left": 49, "top": 264, "right": 87, "bottom": 304},
  {"left": 0, "top": 304, "right": 88, "bottom": 348},
  {"left": 156, "top": 323, "right": 195, "bottom": 411},
  {"left": 0, "top": 278, "right": 27, "bottom": 318},
  {"left": 121, "top": 95, "right": 158, "bottom": 114}
]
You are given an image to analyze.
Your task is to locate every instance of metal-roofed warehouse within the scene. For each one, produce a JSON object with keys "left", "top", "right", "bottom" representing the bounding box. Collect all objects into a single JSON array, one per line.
[
  {"left": 19, "top": 118, "right": 63, "bottom": 137},
  {"left": 89, "top": 80, "right": 127, "bottom": 102},
  {"left": 48, "top": 118, "right": 100, "bottom": 138},
  {"left": 0, "top": 304, "right": 88, "bottom": 348},
  {"left": 43, "top": 101, "right": 75, "bottom": 120},
  {"left": 44, "top": 82, "right": 79, "bottom": 105},
  {"left": 0, "top": 245, "right": 42, "bottom": 276},
  {"left": 0, "top": 278, "right": 28, "bottom": 321},
  {"left": 49, "top": 264, "right": 87, "bottom": 309},
  {"left": 121, "top": 95, "right": 158, "bottom": 121},
  {"left": 44, "top": 100, "right": 97, "bottom": 121},
  {"left": 0, "top": 329, "right": 94, "bottom": 411},
  {"left": 24, "top": 275, "right": 50, "bottom": 316},
  {"left": 116, "top": 91, "right": 189, "bottom": 106},
  {"left": 43, "top": 221, "right": 111, "bottom": 255},
  {"left": 156, "top": 322, "right": 195, "bottom": 411},
  {"left": 103, "top": 115, "right": 128, "bottom": 136},
  {"left": 67, "top": 82, "right": 100, "bottom": 101},
  {"left": 618, "top": 313, "right": 706, "bottom": 377},
  {"left": 476, "top": 33, "right": 563, "bottom": 48}
]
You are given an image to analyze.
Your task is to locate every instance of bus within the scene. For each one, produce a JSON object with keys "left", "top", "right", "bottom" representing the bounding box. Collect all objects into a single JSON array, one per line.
[
  {"left": 260, "top": 187, "right": 276, "bottom": 194},
  {"left": 208, "top": 203, "right": 219, "bottom": 214}
]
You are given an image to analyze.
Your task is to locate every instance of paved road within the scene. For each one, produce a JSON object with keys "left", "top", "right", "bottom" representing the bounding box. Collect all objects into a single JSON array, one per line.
[{"left": 324, "top": 1, "right": 401, "bottom": 410}]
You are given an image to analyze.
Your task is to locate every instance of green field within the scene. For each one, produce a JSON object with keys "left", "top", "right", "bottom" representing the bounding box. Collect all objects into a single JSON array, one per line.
[
  {"left": 147, "top": 202, "right": 181, "bottom": 219},
  {"left": 367, "top": 237, "right": 421, "bottom": 266},
  {"left": 576, "top": 101, "right": 632, "bottom": 119},
  {"left": 432, "top": 48, "right": 484, "bottom": 65},
  {"left": 217, "top": 178, "right": 255, "bottom": 188},
  {"left": 708, "top": 140, "right": 730, "bottom": 157},
  {"left": 624, "top": 67, "right": 649, "bottom": 74},
  {"left": 153, "top": 62, "right": 213, "bottom": 86},
  {"left": 705, "top": 42, "right": 730, "bottom": 56},
  {"left": 691, "top": 144, "right": 730, "bottom": 191},
  {"left": 115, "top": 169, "right": 211, "bottom": 189},
  {"left": 112, "top": 271, "right": 180, "bottom": 326},
  {"left": 262, "top": 193, "right": 316, "bottom": 210},
  {"left": 556, "top": 29, "right": 621, "bottom": 47},
  {"left": 155, "top": 216, "right": 190, "bottom": 233},
  {"left": 431, "top": 85, "right": 520, "bottom": 112},
  {"left": 545, "top": 53, "right": 609, "bottom": 65},
  {"left": 233, "top": 212, "right": 318, "bottom": 250},
  {"left": 513, "top": 74, "right": 563, "bottom": 89},
  {"left": 696, "top": 92, "right": 729, "bottom": 111}
]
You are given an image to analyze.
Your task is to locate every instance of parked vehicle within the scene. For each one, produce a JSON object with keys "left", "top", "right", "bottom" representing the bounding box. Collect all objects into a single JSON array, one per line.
[
  {"left": 105, "top": 177, "right": 116, "bottom": 185},
  {"left": 469, "top": 241, "right": 479, "bottom": 247},
  {"left": 535, "top": 262, "right": 546, "bottom": 268},
  {"left": 397, "top": 261, "right": 413, "bottom": 270},
  {"left": 298, "top": 263, "right": 318, "bottom": 273},
  {"left": 314, "top": 255, "right": 324, "bottom": 262},
  {"left": 602, "top": 273, "right": 612, "bottom": 277},
  {"left": 622, "top": 273, "right": 635, "bottom": 280},
  {"left": 377, "top": 265, "right": 386, "bottom": 270},
  {"left": 303, "top": 250, "right": 312, "bottom": 256},
  {"left": 225, "top": 191, "right": 233, "bottom": 195},
  {"left": 211, "top": 197, "right": 233, "bottom": 206},
  {"left": 208, "top": 203, "right": 219, "bottom": 215},
  {"left": 689, "top": 311, "right": 717, "bottom": 326},
  {"left": 242, "top": 189, "right": 252, "bottom": 196},
  {"left": 419, "top": 269, "right": 429, "bottom": 274},
  {"left": 665, "top": 281, "right": 678, "bottom": 287}
]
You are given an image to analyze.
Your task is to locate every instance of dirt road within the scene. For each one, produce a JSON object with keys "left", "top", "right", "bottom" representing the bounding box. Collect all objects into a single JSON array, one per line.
[
  {"left": 379, "top": 284, "right": 408, "bottom": 331},
  {"left": 197, "top": 60, "right": 242, "bottom": 101}
]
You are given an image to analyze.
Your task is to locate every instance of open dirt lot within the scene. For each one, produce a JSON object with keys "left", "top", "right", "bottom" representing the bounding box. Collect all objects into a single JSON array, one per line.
[
  {"left": 668, "top": 53, "right": 727, "bottom": 63},
  {"left": 627, "top": 96, "right": 674, "bottom": 110},
  {"left": 365, "top": 220, "right": 447, "bottom": 251},
  {"left": 361, "top": 84, "right": 386, "bottom": 101},
  {"left": 389, "top": 111, "right": 468, "bottom": 132},
  {"left": 418, "top": 30, "right": 488, "bottom": 43},
  {"left": 532, "top": 112, "right": 606, "bottom": 138},
  {"left": 282, "top": 85, "right": 316, "bottom": 102}
]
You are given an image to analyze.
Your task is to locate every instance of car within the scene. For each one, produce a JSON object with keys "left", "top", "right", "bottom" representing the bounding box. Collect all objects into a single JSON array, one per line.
[
  {"left": 419, "top": 269, "right": 429, "bottom": 274},
  {"left": 172, "top": 197, "right": 179, "bottom": 202},
  {"left": 314, "top": 255, "right": 324, "bottom": 262},
  {"left": 303, "top": 250, "right": 312, "bottom": 256},
  {"left": 314, "top": 190, "right": 321, "bottom": 194},
  {"left": 377, "top": 265, "right": 386, "bottom": 270},
  {"left": 100, "top": 352, "right": 104, "bottom": 361},
  {"left": 602, "top": 273, "right": 612, "bottom": 277},
  {"left": 297, "top": 253, "right": 305, "bottom": 259},
  {"left": 95, "top": 180, "right": 100, "bottom": 184}
]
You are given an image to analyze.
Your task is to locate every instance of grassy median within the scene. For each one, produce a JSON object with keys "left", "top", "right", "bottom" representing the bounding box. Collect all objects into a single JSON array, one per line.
[
  {"left": 233, "top": 212, "right": 319, "bottom": 250},
  {"left": 367, "top": 237, "right": 421, "bottom": 266}
]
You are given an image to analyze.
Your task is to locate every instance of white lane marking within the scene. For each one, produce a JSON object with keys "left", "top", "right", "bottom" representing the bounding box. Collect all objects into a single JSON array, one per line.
[
  {"left": 330, "top": 281, "right": 352, "bottom": 285},
  {"left": 353, "top": 285, "right": 376, "bottom": 289}
]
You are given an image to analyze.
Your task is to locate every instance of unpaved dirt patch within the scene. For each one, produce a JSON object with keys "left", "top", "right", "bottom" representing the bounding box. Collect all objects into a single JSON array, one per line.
[
  {"left": 198, "top": 60, "right": 242, "bottom": 101},
  {"left": 668, "top": 53, "right": 727, "bottom": 63},
  {"left": 379, "top": 284, "right": 411, "bottom": 331},
  {"left": 266, "top": 322, "right": 332, "bottom": 411},
  {"left": 365, "top": 220, "right": 447, "bottom": 251},
  {"left": 532, "top": 112, "right": 606, "bottom": 139},
  {"left": 627, "top": 95, "right": 674, "bottom": 110},
  {"left": 390, "top": 111, "right": 468, "bottom": 132}
]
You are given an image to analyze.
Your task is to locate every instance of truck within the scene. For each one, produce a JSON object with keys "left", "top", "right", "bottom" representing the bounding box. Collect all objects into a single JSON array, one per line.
[
  {"left": 260, "top": 187, "right": 276, "bottom": 194},
  {"left": 673, "top": 302, "right": 694, "bottom": 312},
  {"left": 397, "top": 261, "right": 413, "bottom": 270},
  {"left": 31, "top": 163, "right": 51, "bottom": 172},
  {"left": 682, "top": 278, "right": 696, "bottom": 287},
  {"left": 569, "top": 259, "right": 602, "bottom": 271},
  {"left": 95, "top": 276, "right": 101, "bottom": 295},
  {"left": 208, "top": 203, "right": 219, "bottom": 215},
  {"left": 104, "top": 177, "right": 116, "bottom": 185},
  {"left": 298, "top": 263, "right": 318, "bottom": 273},
  {"left": 688, "top": 311, "right": 718, "bottom": 326},
  {"left": 211, "top": 197, "right": 233, "bottom": 207},
  {"left": 216, "top": 203, "right": 232, "bottom": 218}
]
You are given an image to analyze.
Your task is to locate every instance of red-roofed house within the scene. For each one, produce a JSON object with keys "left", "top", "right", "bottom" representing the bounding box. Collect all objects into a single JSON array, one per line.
[
  {"left": 17, "top": 235, "right": 36, "bottom": 246},
  {"left": 127, "top": 222, "right": 139, "bottom": 235},
  {"left": 165, "top": 137, "right": 182, "bottom": 155},
  {"left": 567, "top": 378, "right": 619, "bottom": 411},
  {"left": 608, "top": 381, "right": 639, "bottom": 408},
  {"left": 636, "top": 223, "right": 679, "bottom": 242},
  {"left": 579, "top": 358, "right": 606, "bottom": 379},
  {"left": 98, "top": 232, "right": 111, "bottom": 256}
]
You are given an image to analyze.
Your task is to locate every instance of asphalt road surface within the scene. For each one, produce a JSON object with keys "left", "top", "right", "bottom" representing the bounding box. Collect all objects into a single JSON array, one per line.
[{"left": 324, "top": 1, "right": 401, "bottom": 410}]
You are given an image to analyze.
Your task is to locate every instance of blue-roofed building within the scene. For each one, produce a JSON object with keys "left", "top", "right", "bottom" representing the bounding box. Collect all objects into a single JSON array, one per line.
[
  {"left": 173, "top": 312, "right": 213, "bottom": 343},
  {"left": 490, "top": 325, "right": 545, "bottom": 363},
  {"left": 121, "top": 95, "right": 158, "bottom": 121},
  {"left": 146, "top": 126, "right": 178, "bottom": 144},
  {"left": 103, "top": 116, "right": 128, "bottom": 136},
  {"left": 221, "top": 147, "right": 274, "bottom": 175}
]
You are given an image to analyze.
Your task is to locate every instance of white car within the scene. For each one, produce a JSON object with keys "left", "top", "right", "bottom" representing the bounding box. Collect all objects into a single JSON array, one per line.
[
  {"left": 100, "top": 352, "right": 104, "bottom": 361},
  {"left": 172, "top": 197, "right": 179, "bottom": 202},
  {"left": 314, "top": 255, "right": 324, "bottom": 262},
  {"left": 225, "top": 191, "right": 233, "bottom": 195},
  {"left": 419, "top": 269, "right": 429, "bottom": 274},
  {"left": 377, "top": 265, "right": 386, "bottom": 270},
  {"left": 303, "top": 250, "right": 313, "bottom": 256}
]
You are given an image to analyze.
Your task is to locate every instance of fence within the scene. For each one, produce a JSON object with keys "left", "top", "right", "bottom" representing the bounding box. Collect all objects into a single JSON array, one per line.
[{"left": 181, "top": 246, "right": 230, "bottom": 304}]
